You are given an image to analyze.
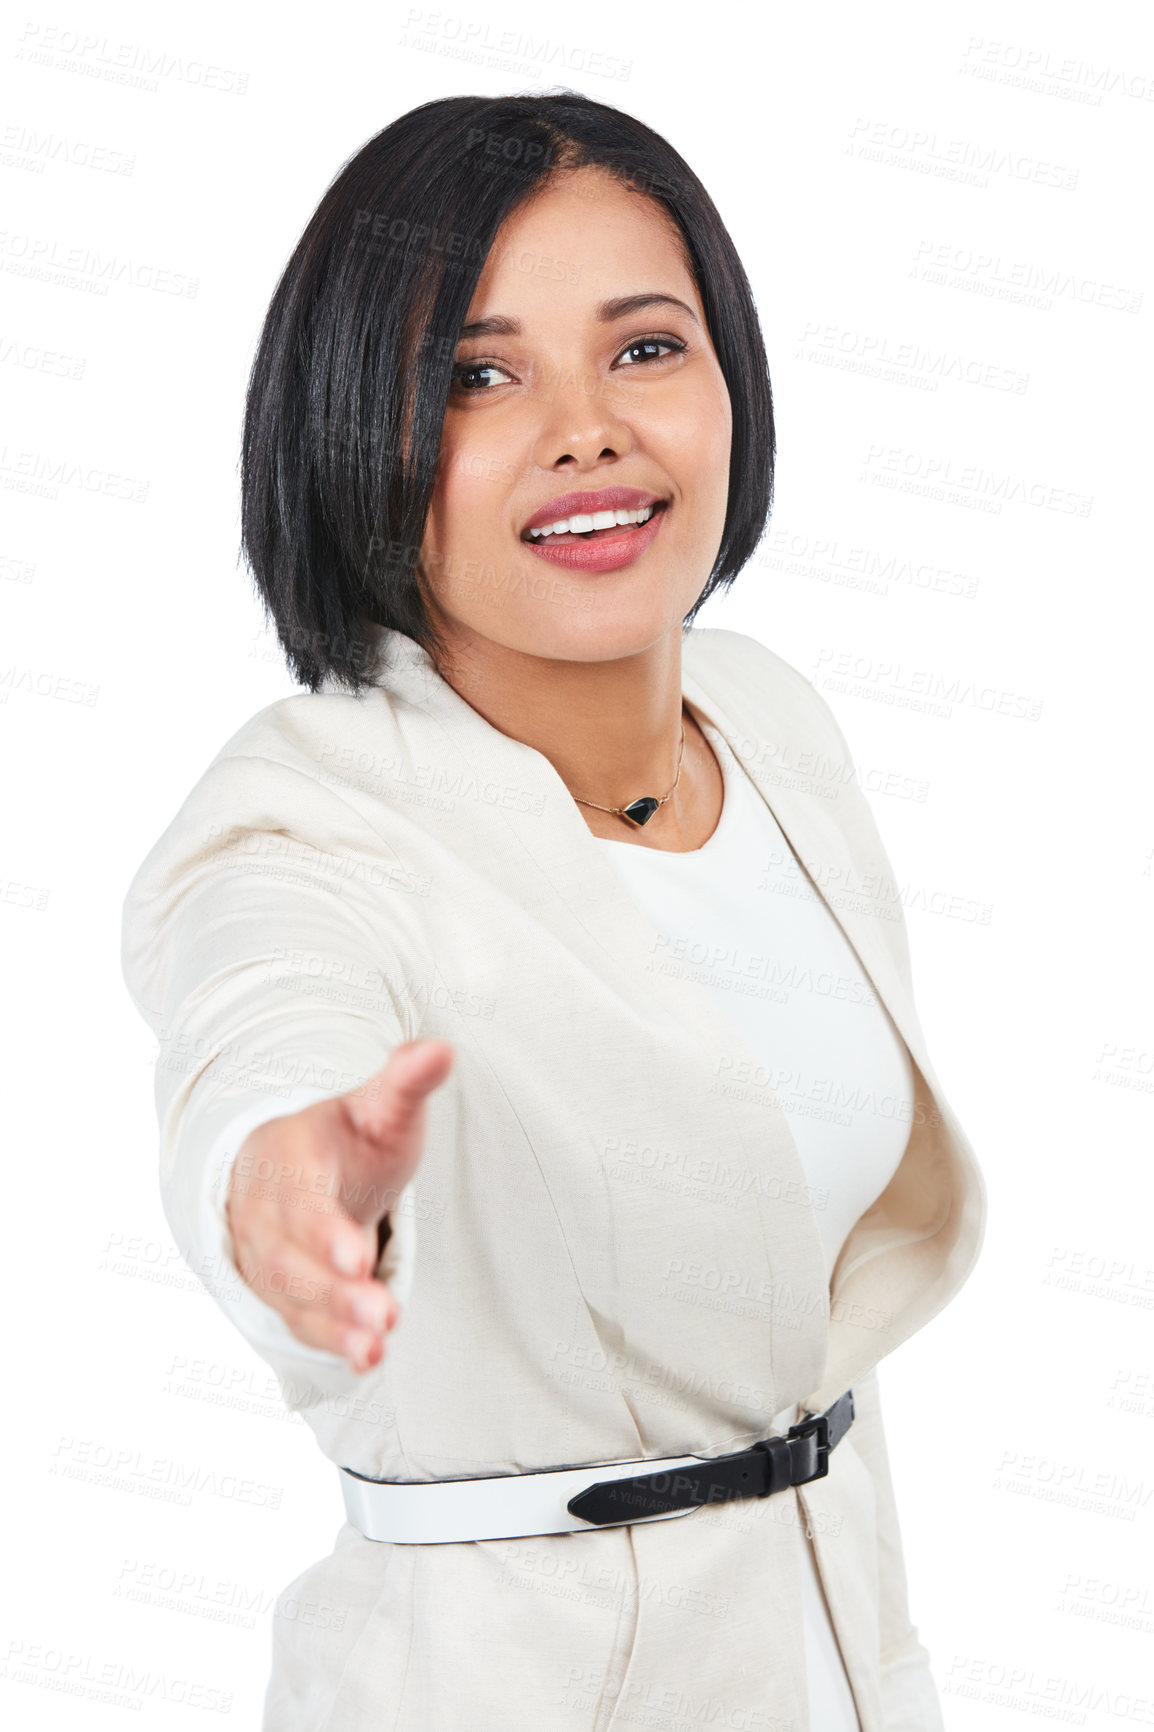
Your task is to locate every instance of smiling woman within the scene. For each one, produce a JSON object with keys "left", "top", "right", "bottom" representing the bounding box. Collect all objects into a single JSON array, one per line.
[
  {"left": 122, "top": 89, "right": 985, "bottom": 1732},
  {"left": 239, "top": 96, "right": 771, "bottom": 699}
]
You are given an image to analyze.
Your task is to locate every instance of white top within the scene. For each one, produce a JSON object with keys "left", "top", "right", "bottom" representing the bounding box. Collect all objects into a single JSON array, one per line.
[{"left": 595, "top": 719, "right": 915, "bottom": 1732}]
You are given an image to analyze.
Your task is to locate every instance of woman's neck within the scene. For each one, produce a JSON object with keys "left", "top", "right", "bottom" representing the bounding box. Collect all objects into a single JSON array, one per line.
[{"left": 429, "top": 625, "right": 723, "bottom": 850}]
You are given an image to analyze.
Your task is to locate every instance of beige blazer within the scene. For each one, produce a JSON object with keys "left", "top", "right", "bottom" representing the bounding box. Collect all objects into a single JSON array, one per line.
[{"left": 121, "top": 622, "right": 987, "bottom": 1732}]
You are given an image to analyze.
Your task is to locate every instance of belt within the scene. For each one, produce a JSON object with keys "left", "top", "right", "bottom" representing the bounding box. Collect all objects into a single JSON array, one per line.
[{"left": 339, "top": 1388, "right": 854, "bottom": 1544}]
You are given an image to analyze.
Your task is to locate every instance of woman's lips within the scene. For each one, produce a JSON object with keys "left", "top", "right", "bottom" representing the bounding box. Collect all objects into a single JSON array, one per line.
[{"left": 521, "top": 502, "right": 668, "bottom": 573}]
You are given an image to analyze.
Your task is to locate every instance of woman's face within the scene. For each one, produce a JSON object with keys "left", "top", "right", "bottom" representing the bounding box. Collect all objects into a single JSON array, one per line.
[{"left": 418, "top": 164, "right": 733, "bottom": 668}]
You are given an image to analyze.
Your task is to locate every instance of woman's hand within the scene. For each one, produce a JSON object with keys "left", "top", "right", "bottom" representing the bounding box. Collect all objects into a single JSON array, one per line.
[{"left": 224, "top": 1040, "right": 454, "bottom": 1373}]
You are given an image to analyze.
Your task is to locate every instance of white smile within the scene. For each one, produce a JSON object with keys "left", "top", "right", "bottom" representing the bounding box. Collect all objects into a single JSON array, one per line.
[{"left": 526, "top": 505, "right": 658, "bottom": 541}]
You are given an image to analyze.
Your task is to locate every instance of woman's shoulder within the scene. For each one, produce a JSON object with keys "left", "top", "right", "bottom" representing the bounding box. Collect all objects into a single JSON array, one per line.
[
  {"left": 684, "top": 623, "right": 832, "bottom": 700},
  {"left": 200, "top": 682, "right": 404, "bottom": 784},
  {"left": 119, "top": 683, "right": 420, "bottom": 1023},
  {"left": 132, "top": 678, "right": 422, "bottom": 857},
  {"left": 121, "top": 687, "right": 409, "bottom": 930},
  {"left": 683, "top": 625, "right": 854, "bottom": 764}
]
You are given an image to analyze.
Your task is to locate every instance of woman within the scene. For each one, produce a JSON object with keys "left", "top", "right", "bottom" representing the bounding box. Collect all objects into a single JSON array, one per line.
[{"left": 121, "top": 92, "right": 986, "bottom": 1731}]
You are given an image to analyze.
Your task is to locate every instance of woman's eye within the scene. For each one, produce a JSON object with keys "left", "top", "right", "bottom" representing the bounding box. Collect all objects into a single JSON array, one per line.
[
  {"left": 450, "top": 336, "right": 686, "bottom": 393},
  {"left": 450, "top": 361, "right": 512, "bottom": 392},
  {"left": 616, "top": 336, "right": 687, "bottom": 367}
]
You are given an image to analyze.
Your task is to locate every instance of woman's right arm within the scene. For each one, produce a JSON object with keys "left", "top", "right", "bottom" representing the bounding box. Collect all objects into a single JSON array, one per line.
[{"left": 121, "top": 750, "right": 447, "bottom": 1394}]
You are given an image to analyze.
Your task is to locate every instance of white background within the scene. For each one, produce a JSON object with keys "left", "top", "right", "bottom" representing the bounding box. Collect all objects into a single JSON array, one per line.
[{"left": 2, "top": 1, "right": 1151, "bottom": 1725}]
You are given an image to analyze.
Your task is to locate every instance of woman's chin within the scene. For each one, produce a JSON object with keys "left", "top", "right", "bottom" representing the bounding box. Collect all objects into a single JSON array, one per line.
[{"left": 486, "top": 606, "right": 696, "bottom": 666}]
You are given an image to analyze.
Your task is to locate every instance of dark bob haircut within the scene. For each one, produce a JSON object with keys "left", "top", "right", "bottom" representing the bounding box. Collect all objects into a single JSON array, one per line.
[{"left": 241, "top": 89, "right": 775, "bottom": 692}]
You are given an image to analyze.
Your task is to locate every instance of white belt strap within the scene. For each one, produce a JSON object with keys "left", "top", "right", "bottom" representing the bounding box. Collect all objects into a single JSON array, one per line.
[
  {"left": 339, "top": 1390, "right": 854, "bottom": 1544},
  {"left": 339, "top": 1450, "right": 709, "bottom": 1544}
]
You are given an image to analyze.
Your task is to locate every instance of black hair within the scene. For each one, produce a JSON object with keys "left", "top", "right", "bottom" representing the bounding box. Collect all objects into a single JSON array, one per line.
[{"left": 240, "top": 89, "right": 775, "bottom": 692}]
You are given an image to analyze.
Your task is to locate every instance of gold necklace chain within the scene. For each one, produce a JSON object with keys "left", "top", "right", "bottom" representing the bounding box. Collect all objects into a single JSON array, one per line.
[{"left": 570, "top": 714, "right": 688, "bottom": 829}]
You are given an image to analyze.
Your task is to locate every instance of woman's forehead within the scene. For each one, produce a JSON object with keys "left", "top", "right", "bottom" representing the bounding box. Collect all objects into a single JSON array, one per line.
[{"left": 466, "top": 177, "right": 700, "bottom": 326}]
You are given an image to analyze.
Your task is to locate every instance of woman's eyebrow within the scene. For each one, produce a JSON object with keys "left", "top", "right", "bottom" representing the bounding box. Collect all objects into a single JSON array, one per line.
[{"left": 457, "top": 292, "right": 701, "bottom": 341}]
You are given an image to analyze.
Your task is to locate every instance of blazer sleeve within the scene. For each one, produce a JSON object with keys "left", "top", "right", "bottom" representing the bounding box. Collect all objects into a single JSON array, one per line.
[
  {"left": 850, "top": 1365, "right": 946, "bottom": 1731},
  {"left": 120, "top": 751, "right": 423, "bottom": 1401}
]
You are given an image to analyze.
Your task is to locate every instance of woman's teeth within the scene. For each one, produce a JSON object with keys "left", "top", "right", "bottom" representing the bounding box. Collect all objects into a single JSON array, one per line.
[{"left": 526, "top": 505, "right": 657, "bottom": 541}]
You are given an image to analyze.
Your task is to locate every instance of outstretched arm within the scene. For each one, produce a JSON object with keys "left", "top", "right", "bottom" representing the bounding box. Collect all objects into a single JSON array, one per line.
[{"left": 121, "top": 754, "right": 444, "bottom": 1410}]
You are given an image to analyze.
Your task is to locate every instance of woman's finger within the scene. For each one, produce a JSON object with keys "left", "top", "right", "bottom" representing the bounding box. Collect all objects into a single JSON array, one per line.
[
  {"left": 343, "top": 1040, "right": 455, "bottom": 1151},
  {"left": 231, "top": 1219, "right": 401, "bottom": 1364},
  {"left": 230, "top": 1112, "right": 382, "bottom": 1278}
]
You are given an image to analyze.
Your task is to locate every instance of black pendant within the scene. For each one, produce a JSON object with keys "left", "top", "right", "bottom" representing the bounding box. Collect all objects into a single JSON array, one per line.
[{"left": 622, "top": 796, "right": 660, "bottom": 827}]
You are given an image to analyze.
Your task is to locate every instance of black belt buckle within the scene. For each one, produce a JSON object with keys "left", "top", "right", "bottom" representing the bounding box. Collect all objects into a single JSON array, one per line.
[
  {"left": 787, "top": 1410, "right": 831, "bottom": 1484},
  {"left": 748, "top": 1433, "right": 793, "bottom": 1498},
  {"left": 566, "top": 1391, "right": 851, "bottom": 1525}
]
